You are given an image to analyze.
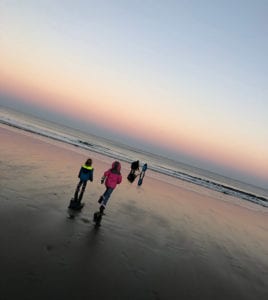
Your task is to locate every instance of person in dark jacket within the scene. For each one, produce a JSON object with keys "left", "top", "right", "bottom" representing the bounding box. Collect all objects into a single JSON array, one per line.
[
  {"left": 130, "top": 160, "right": 140, "bottom": 174},
  {"left": 74, "top": 158, "right": 94, "bottom": 203},
  {"left": 127, "top": 160, "right": 140, "bottom": 183}
]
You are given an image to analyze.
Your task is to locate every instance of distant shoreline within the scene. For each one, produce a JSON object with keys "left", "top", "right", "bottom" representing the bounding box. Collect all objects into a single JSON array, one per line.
[{"left": 1, "top": 118, "right": 267, "bottom": 208}]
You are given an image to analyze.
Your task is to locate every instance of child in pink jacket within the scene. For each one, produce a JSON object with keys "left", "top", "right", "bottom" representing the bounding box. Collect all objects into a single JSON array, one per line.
[{"left": 98, "top": 161, "right": 122, "bottom": 214}]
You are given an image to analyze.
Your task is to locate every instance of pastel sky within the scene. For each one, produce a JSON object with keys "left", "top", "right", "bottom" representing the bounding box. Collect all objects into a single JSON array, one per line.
[{"left": 0, "top": 0, "right": 268, "bottom": 188}]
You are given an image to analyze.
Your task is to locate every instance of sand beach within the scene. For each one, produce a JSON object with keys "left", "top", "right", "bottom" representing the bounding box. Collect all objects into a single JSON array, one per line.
[{"left": 1, "top": 124, "right": 268, "bottom": 300}]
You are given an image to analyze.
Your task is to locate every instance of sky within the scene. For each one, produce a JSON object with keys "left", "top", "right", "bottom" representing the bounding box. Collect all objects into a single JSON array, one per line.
[{"left": 0, "top": 0, "right": 268, "bottom": 188}]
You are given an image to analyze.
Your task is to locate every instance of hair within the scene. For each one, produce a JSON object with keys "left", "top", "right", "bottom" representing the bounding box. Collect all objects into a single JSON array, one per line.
[
  {"left": 85, "top": 158, "right": 92, "bottom": 166},
  {"left": 111, "top": 161, "right": 121, "bottom": 174}
]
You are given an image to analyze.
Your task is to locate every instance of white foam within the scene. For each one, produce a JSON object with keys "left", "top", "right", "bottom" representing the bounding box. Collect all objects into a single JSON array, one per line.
[{"left": 1, "top": 112, "right": 267, "bottom": 208}]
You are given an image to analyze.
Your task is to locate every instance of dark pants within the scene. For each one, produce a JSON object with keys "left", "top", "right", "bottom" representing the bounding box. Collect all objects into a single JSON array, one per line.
[
  {"left": 101, "top": 187, "right": 114, "bottom": 206},
  {"left": 139, "top": 171, "right": 145, "bottom": 180},
  {"left": 74, "top": 180, "right": 87, "bottom": 202}
]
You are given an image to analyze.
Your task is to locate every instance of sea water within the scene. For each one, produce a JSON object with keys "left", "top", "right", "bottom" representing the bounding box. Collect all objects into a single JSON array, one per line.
[{"left": 1, "top": 105, "right": 267, "bottom": 207}]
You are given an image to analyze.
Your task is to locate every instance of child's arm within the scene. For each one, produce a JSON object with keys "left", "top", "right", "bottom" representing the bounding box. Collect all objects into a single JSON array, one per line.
[
  {"left": 89, "top": 169, "right": 94, "bottom": 182},
  {"left": 101, "top": 171, "right": 107, "bottom": 184},
  {"left": 117, "top": 174, "right": 122, "bottom": 184},
  {"left": 101, "top": 170, "right": 110, "bottom": 183}
]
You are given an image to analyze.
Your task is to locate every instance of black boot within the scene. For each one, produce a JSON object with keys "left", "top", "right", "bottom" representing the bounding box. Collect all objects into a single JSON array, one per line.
[
  {"left": 74, "top": 191, "right": 79, "bottom": 201},
  {"left": 99, "top": 205, "right": 105, "bottom": 215},
  {"left": 94, "top": 207, "right": 104, "bottom": 227},
  {"left": 98, "top": 196, "right": 103, "bottom": 204}
]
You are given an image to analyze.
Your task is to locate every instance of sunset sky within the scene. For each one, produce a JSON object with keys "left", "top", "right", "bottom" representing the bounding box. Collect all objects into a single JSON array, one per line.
[{"left": 1, "top": 0, "right": 268, "bottom": 188}]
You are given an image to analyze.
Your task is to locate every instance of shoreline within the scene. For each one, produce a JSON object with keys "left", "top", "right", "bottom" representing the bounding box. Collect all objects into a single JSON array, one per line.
[
  {"left": 1, "top": 119, "right": 267, "bottom": 208},
  {"left": 1, "top": 125, "right": 268, "bottom": 300}
]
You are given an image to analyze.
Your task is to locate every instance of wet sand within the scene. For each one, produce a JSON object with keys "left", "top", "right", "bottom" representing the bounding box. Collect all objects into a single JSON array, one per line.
[{"left": 1, "top": 125, "right": 268, "bottom": 300}]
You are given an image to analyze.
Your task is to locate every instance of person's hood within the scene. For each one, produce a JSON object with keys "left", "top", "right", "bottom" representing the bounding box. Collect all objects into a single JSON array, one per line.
[{"left": 112, "top": 161, "right": 121, "bottom": 172}]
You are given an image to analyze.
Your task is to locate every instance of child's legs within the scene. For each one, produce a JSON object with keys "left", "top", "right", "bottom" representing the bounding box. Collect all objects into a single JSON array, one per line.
[
  {"left": 74, "top": 180, "right": 83, "bottom": 199},
  {"left": 102, "top": 187, "right": 114, "bottom": 206},
  {"left": 78, "top": 181, "right": 87, "bottom": 201}
]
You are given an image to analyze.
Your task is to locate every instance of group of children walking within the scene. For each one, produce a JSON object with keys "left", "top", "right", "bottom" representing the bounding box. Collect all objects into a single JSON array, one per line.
[{"left": 71, "top": 158, "right": 146, "bottom": 220}]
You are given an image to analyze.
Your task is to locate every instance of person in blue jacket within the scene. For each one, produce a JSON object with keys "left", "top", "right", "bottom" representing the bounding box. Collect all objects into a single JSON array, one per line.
[
  {"left": 141, "top": 163, "right": 148, "bottom": 173},
  {"left": 73, "top": 158, "right": 94, "bottom": 203},
  {"left": 137, "top": 163, "right": 147, "bottom": 186}
]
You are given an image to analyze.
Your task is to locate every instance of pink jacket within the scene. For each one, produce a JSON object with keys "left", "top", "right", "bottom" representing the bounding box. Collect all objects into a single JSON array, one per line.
[{"left": 104, "top": 161, "right": 122, "bottom": 189}]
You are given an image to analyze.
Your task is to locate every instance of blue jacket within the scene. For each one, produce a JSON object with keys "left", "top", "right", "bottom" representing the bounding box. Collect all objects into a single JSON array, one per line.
[
  {"left": 142, "top": 163, "right": 148, "bottom": 172},
  {"left": 78, "top": 165, "right": 94, "bottom": 182}
]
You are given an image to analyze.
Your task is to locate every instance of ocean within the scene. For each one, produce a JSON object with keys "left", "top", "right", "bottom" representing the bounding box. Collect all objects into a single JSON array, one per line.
[{"left": 1, "top": 105, "right": 267, "bottom": 207}]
